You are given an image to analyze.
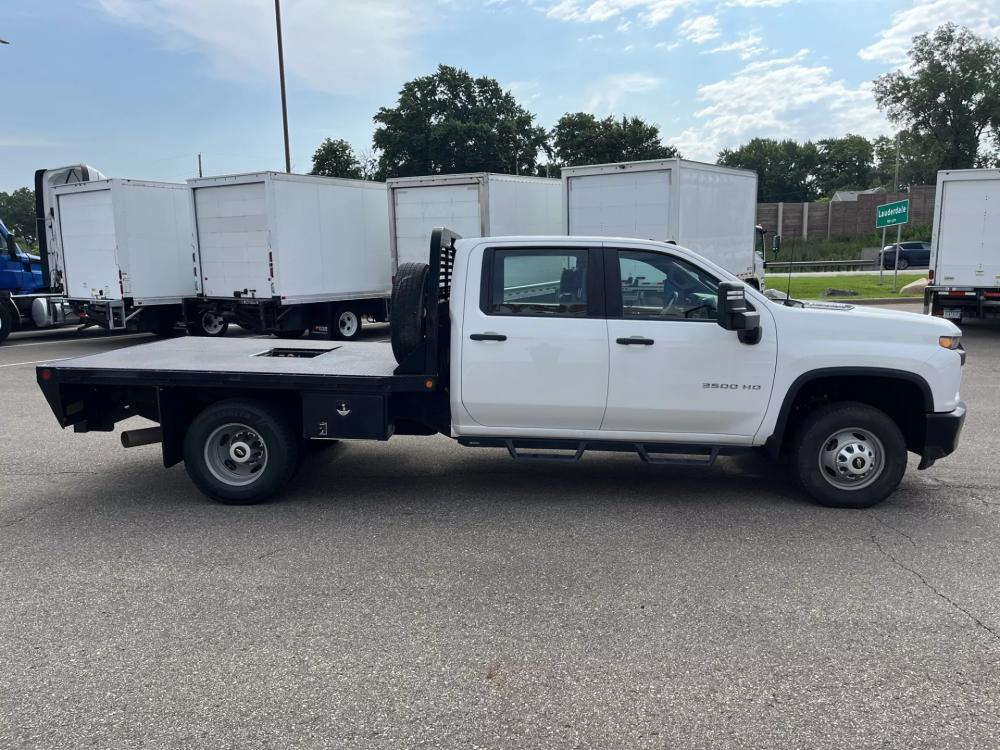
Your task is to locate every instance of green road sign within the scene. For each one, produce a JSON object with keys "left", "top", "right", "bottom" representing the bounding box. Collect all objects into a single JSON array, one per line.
[{"left": 875, "top": 199, "right": 909, "bottom": 229}]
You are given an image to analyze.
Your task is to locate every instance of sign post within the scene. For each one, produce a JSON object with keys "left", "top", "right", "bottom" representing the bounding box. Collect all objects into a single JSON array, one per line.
[{"left": 875, "top": 199, "right": 909, "bottom": 292}]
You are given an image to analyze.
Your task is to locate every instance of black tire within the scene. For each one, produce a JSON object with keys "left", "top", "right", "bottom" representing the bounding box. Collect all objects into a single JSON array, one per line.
[
  {"left": 0, "top": 301, "right": 14, "bottom": 343},
  {"left": 391, "top": 262, "right": 429, "bottom": 364},
  {"left": 187, "top": 309, "right": 229, "bottom": 338},
  {"left": 183, "top": 399, "right": 300, "bottom": 505},
  {"left": 897, "top": 257, "right": 910, "bottom": 270},
  {"left": 791, "top": 401, "right": 907, "bottom": 509},
  {"left": 333, "top": 305, "right": 362, "bottom": 341}
]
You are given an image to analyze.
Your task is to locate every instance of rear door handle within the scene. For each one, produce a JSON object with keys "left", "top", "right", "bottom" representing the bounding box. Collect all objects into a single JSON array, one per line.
[
  {"left": 616, "top": 336, "right": 655, "bottom": 346},
  {"left": 470, "top": 332, "right": 507, "bottom": 342}
]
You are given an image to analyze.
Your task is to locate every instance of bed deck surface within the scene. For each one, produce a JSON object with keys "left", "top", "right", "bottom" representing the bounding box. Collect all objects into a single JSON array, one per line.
[{"left": 50, "top": 338, "right": 401, "bottom": 378}]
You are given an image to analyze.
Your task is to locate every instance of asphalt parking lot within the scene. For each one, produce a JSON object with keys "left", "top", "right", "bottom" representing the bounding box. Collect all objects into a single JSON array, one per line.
[{"left": 3, "top": 307, "right": 1000, "bottom": 749}]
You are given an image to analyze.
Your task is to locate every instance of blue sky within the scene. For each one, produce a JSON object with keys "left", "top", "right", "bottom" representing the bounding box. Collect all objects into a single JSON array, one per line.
[{"left": 1, "top": 0, "right": 998, "bottom": 192}]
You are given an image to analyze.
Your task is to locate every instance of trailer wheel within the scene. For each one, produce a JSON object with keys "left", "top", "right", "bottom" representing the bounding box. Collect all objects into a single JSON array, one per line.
[
  {"left": 334, "top": 306, "right": 362, "bottom": 341},
  {"left": 791, "top": 401, "right": 907, "bottom": 509},
  {"left": 391, "top": 262, "right": 429, "bottom": 364},
  {"left": 188, "top": 310, "right": 229, "bottom": 337},
  {"left": 183, "top": 399, "right": 299, "bottom": 504},
  {"left": 0, "top": 302, "right": 14, "bottom": 343}
]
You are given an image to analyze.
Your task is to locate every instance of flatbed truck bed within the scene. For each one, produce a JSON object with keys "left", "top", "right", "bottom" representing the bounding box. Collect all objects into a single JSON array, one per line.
[{"left": 39, "top": 337, "right": 433, "bottom": 392}]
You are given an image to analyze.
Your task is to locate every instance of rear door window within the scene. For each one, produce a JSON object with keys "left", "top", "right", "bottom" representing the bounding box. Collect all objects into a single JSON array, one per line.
[{"left": 483, "top": 248, "right": 594, "bottom": 317}]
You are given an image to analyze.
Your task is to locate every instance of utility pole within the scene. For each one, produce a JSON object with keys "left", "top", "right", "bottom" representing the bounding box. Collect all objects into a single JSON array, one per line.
[
  {"left": 274, "top": 0, "right": 292, "bottom": 173},
  {"left": 893, "top": 132, "right": 900, "bottom": 191},
  {"left": 197, "top": 153, "right": 203, "bottom": 178}
]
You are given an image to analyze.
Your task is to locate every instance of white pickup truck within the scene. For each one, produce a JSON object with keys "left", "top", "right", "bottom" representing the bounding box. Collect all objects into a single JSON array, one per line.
[{"left": 37, "top": 229, "right": 966, "bottom": 509}]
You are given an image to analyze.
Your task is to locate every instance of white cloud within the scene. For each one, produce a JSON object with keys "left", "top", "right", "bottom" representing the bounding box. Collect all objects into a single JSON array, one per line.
[
  {"left": 858, "top": 0, "right": 1000, "bottom": 64},
  {"left": 95, "top": 0, "right": 426, "bottom": 95},
  {"left": 706, "top": 31, "right": 767, "bottom": 59},
  {"left": 506, "top": 80, "right": 542, "bottom": 104},
  {"left": 545, "top": 0, "right": 692, "bottom": 25},
  {"left": 668, "top": 52, "right": 888, "bottom": 160},
  {"left": 678, "top": 14, "right": 720, "bottom": 44},
  {"left": 726, "top": 0, "right": 793, "bottom": 6},
  {"left": 587, "top": 72, "right": 661, "bottom": 112}
]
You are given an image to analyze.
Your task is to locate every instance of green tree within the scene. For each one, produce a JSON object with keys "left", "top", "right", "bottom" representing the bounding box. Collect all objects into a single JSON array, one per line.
[
  {"left": 551, "top": 112, "right": 678, "bottom": 167},
  {"left": 717, "top": 138, "right": 819, "bottom": 202},
  {"left": 373, "top": 65, "right": 548, "bottom": 178},
  {"left": 0, "top": 187, "right": 37, "bottom": 246},
  {"left": 872, "top": 130, "right": 946, "bottom": 189},
  {"left": 310, "top": 138, "right": 364, "bottom": 179},
  {"left": 873, "top": 23, "right": 1000, "bottom": 171},
  {"left": 814, "top": 134, "right": 874, "bottom": 196}
]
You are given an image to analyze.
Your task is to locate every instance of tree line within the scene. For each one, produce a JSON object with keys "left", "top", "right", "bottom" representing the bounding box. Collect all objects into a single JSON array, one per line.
[{"left": 312, "top": 23, "right": 1000, "bottom": 204}]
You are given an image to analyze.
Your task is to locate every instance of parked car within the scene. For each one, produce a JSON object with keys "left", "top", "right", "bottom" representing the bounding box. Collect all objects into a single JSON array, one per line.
[{"left": 881, "top": 241, "right": 931, "bottom": 270}]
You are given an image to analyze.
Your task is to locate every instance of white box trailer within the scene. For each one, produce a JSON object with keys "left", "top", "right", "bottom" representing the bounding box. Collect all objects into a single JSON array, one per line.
[
  {"left": 388, "top": 173, "right": 562, "bottom": 267},
  {"left": 187, "top": 172, "right": 391, "bottom": 339},
  {"left": 52, "top": 179, "right": 195, "bottom": 334},
  {"left": 925, "top": 169, "right": 1000, "bottom": 321},
  {"left": 561, "top": 159, "right": 764, "bottom": 287}
]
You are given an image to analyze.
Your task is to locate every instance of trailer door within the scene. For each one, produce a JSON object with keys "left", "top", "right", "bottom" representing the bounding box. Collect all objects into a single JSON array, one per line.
[
  {"left": 936, "top": 178, "right": 1000, "bottom": 287},
  {"left": 58, "top": 189, "right": 121, "bottom": 300},
  {"left": 393, "top": 184, "right": 482, "bottom": 266},
  {"left": 194, "top": 182, "right": 271, "bottom": 298},
  {"left": 567, "top": 170, "right": 671, "bottom": 240}
]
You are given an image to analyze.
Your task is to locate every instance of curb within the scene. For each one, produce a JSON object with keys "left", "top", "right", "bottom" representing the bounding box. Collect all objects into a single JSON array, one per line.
[{"left": 811, "top": 297, "right": 921, "bottom": 306}]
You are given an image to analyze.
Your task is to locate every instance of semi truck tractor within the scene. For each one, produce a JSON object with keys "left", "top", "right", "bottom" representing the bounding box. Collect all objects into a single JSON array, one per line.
[
  {"left": 38, "top": 229, "right": 965, "bottom": 509},
  {"left": 924, "top": 169, "right": 1000, "bottom": 321}
]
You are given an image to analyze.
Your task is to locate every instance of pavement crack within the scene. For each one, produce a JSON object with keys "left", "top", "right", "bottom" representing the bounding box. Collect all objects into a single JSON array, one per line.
[
  {"left": 870, "top": 533, "right": 1000, "bottom": 645},
  {"left": 872, "top": 514, "right": 917, "bottom": 547}
]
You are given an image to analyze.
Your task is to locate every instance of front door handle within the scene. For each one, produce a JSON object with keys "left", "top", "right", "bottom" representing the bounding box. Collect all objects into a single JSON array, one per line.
[
  {"left": 470, "top": 332, "right": 507, "bottom": 342},
  {"left": 616, "top": 336, "right": 655, "bottom": 346}
]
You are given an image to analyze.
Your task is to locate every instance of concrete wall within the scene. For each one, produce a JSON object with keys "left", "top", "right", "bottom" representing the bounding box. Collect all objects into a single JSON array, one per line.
[{"left": 756, "top": 185, "right": 935, "bottom": 240}]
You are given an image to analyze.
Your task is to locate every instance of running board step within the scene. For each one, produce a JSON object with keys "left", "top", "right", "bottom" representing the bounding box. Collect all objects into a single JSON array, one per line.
[{"left": 457, "top": 437, "right": 725, "bottom": 466}]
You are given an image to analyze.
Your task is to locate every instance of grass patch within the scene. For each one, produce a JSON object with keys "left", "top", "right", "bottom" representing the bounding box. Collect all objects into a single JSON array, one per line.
[{"left": 768, "top": 273, "right": 925, "bottom": 300}]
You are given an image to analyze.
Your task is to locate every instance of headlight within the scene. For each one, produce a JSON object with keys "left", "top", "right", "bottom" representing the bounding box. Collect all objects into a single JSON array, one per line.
[{"left": 939, "top": 335, "right": 961, "bottom": 350}]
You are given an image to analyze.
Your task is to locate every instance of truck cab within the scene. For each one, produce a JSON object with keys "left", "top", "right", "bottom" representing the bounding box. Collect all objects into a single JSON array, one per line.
[{"left": 38, "top": 230, "right": 966, "bottom": 510}]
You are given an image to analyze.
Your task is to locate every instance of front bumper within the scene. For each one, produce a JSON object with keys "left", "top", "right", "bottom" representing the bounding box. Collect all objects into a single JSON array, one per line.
[{"left": 918, "top": 401, "right": 966, "bottom": 469}]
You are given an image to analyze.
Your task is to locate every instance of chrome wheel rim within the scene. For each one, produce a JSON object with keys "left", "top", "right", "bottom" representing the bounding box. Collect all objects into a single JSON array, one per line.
[
  {"left": 338, "top": 311, "right": 358, "bottom": 337},
  {"left": 818, "top": 427, "right": 884, "bottom": 490},
  {"left": 204, "top": 423, "right": 268, "bottom": 487},
  {"left": 201, "top": 311, "right": 225, "bottom": 335}
]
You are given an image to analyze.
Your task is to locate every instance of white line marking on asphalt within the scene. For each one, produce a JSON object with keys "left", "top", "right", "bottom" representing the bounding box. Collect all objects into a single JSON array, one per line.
[
  {"left": 0, "top": 357, "right": 70, "bottom": 368},
  {"left": 2, "top": 333, "right": 150, "bottom": 349}
]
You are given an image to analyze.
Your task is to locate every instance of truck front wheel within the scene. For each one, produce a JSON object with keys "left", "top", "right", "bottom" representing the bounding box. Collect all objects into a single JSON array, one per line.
[
  {"left": 791, "top": 402, "right": 907, "bottom": 509},
  {"left": 183, "top": 399, "right": 299, "bottom": 504}
]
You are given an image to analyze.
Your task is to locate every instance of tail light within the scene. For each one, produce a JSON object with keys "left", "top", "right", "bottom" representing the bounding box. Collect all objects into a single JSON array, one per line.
[{"left": 928, "top": 269, "right": 934, "bottom": 282}]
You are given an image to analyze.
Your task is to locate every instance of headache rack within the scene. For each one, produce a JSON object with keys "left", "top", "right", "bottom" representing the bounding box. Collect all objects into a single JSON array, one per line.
[{"left": 394, "top": 227, "right": 460, "bottom": 376}]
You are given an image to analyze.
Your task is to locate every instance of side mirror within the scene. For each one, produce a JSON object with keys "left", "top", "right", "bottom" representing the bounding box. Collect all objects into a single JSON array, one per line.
[
  {"left": 717, "top": 281, "right": 761, "bottom": 344},
  {"left": 771, "top": 235, "right": 782, "bottom": 256},
  {"left": 5, "top": 232, "right": 16, "bottom": 259}
]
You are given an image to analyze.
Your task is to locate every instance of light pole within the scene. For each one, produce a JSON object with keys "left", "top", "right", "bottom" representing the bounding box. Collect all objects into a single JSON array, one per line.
[{"left": 274, "top": 0, "right": 291, "bottom": 173}]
